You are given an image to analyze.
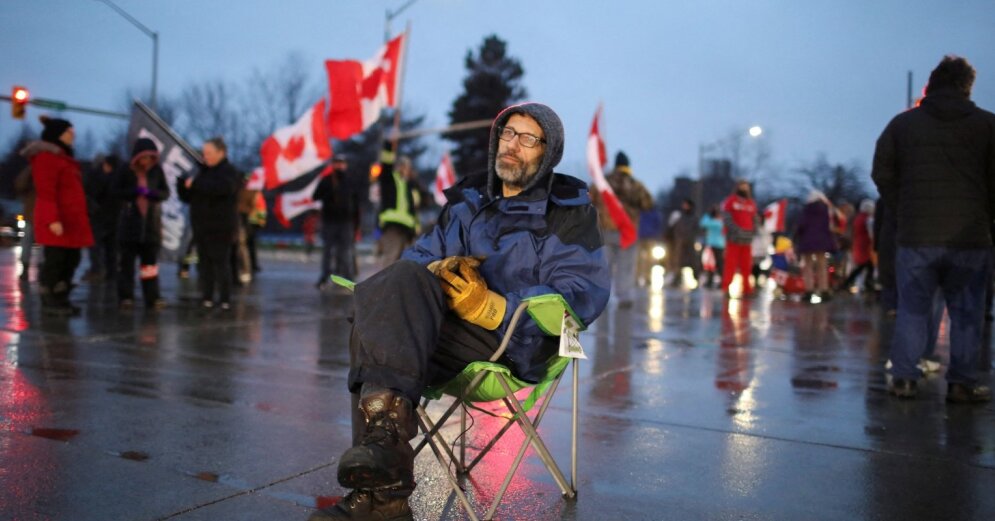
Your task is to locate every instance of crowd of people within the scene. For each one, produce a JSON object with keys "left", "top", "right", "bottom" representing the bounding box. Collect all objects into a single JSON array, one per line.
[
  {"left": 14, "top": 115, "right": 429, "bottom": 317},
  {"left": 15, "top": 119, "right": 265, "bottom": 316},
  {"left": 6, "top": 54, "right": 993, "bottom": 520}
]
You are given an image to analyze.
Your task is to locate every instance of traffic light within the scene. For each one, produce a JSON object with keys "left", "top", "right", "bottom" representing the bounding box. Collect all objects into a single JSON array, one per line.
[{"left": 11, "top": 86, "right": 29, "bottom": 119}]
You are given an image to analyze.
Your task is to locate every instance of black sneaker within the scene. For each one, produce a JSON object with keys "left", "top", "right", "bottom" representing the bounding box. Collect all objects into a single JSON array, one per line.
[
  {"left": 307, "top": 488, "right": 413, "bottom": 521},
  {"left": 888, "top": 378, "right": 918, "bottom": 399},
  {"left": 946, "top": 383, "right": 992, "bottom": 404}
]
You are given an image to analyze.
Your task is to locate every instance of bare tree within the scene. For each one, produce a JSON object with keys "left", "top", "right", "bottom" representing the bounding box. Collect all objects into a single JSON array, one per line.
[
  {"left": 240, "top": 52, "right": 325, "bottom": 169},
  {"left": 792, "top": 153, "right": 871, "bottom": 204}
]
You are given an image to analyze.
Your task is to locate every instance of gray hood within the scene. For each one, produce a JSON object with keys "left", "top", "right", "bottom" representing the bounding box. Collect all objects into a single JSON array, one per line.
[{"left": 486, "top": 102, "right": 564, "bottom": 199}]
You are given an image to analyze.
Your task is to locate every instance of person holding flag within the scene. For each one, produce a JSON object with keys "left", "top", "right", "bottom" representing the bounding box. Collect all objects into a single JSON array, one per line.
[{"left": 590, "top": 151, "right": 653, "bottom": 307}]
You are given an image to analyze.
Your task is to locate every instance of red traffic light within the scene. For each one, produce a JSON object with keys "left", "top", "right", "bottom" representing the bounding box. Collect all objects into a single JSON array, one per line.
[
  {"left": 12, "top": 86, "right": 29, "bottom": 103},
  {"left": 11, "top": 85, "right": 29, "bottom": 119}
]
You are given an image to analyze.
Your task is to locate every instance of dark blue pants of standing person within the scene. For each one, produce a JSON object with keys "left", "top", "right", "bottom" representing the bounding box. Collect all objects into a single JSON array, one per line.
[
  {"left": 346, "top": 260, "right": 523, "bottom": 406},
  {"left": 320, "top": 220, "right": 356, "bottom": 283},
  {"left": 891, "top": 247, "right": 991, "bottom": 384}
]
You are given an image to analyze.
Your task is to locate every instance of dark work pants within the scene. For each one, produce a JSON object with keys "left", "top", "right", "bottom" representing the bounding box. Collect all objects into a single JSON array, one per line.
[
  {"left": 839, "top": 261, "right": 875, "bottom": 292},
  {"left": 40, "top": 246, "right": 81, "bottom": 304},
  {"left": 196, "top": 237, "right": 233, "bottom": 304},
  {"left": 347, "top": 260, "right": 505, "bottom": 405},
  {"left": 118, "top": 241, "right": 160, "bottom": 305},
  {"left": 891, "top": 247, "right": 991, "bottom": 384},
  {"left": 320, "top": 220, "right": 355, "bottom": 282}
]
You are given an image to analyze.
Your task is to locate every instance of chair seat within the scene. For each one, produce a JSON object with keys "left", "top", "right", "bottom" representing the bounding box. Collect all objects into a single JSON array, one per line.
[{"left": 424, "top": 356, "right": 570, "bottom": 411}]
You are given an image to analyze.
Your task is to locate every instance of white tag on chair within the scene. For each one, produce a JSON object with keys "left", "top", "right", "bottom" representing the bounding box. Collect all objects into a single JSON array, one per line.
[{"left": 558, "top": 312, "right": 586, "bottom": 359}]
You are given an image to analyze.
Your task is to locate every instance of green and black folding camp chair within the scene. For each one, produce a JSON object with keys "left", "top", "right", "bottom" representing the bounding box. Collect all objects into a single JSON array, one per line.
[
  {"left": 414, "top": 294, "right": 583, "bottom": 521},
  {"left": 331, "top": 276, "right": 584, "bottom": 521}
]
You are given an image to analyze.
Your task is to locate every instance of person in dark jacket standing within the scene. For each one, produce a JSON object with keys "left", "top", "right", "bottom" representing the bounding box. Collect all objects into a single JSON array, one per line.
[
  {"left": 308, "top": 103, "right": 610, "bottom": 521},
  {"left": 872, "top": 55, "right": 995, "bottom": 403},
  {"left": 313, "top": 154, "right": 362, "bottom": 288},
  {"left": 83, "top": 155, "right": 121, "bottom": 282},
  {"left": 177, "top": 137, "right": 241, "bottom": 310},
  {"left": 115, "top": 139, "right": 170, "bottom": 310},
  {"left": 22, "top": 116, "right": 93, "bottom": 316},
  {"left": 794, "top": 190, "right": 837, "bottom": 302}
]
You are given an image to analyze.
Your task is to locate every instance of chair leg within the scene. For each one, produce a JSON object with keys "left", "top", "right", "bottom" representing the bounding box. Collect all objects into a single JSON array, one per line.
[
  {"left": 497, "top": 375, "right": 574, "bottom": 497},
  {"left": 415, "top": 405, "right": 464, "bottom": 473},
  {"left": 460, "top": 402, "right": 467, "bottom": 472},
  {"left": 414, "top": 407, "right": 481, "bottom": 521},
  {"left": 571, "top": 359, "right": 579, "bottom": 492}
]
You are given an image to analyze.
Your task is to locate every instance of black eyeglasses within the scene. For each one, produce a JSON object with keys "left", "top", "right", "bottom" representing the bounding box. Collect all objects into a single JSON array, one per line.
[{"left": 498, "top": 126, "right": 545, "bottom": 148}]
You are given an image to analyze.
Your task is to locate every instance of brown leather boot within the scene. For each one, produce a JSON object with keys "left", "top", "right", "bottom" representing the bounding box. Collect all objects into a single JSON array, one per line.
[
  {"left": 337, "top": 389, "right": 416, "bottom": 490},
  {"left": 307, "top": 487, "right": 413, "bottom": 521}
]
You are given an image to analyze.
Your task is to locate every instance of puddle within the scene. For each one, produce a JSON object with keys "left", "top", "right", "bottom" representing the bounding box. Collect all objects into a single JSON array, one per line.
[{"left": 29, "top": 428, "right": 80, "bottom": 441}]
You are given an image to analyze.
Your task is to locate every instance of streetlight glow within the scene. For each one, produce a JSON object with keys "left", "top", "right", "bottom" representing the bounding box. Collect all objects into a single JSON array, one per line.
[{"left": 749, "top": 126, "right": 763, "bottom": 138}]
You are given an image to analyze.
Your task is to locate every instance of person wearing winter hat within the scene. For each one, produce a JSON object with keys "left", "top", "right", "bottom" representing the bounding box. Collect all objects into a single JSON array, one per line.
[
  {"left": 113, "top": 138, "right": 170, "bottom": 310},
  {"left": 590, "top": 150, "right": 653, "bottom": 307},
  {"left": 20, "top": 116, "right": 93, "bottom": 315},
  {"left": 308, "top": 102, "right": 610, "bottom": 521}
]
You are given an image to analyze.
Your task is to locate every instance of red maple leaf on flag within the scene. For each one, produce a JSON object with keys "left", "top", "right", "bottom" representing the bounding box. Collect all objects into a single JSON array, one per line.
[{"left": 282, "top": 135, "right": 305, "bottom": 162}]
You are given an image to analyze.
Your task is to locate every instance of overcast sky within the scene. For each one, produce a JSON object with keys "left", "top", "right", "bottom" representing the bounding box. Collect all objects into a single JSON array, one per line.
[{"left": 1, "top": 0, "right": 993, "bottom": 194}]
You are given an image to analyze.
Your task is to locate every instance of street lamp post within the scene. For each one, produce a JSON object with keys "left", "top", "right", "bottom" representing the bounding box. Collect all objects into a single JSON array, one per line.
[{"left": 95, "top": 0, "right": 159, "bottom": 110}]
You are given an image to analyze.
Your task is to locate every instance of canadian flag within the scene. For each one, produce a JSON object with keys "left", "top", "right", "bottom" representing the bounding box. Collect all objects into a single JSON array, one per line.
[
  {"left": 433, "top": 151, "right": 456, "bottom": 206},
  {"left": 587, "top": 105, "right": 637, "bottom": 248},
  {"left": 325, "top": 34, "right": 406, "bottom": 140},
  {"left": 260, "top": 99, "right": 333, "bottom": 190},
  {"left": 273, "top": 168, "right": 327, "bottom": 228},
  {"left": 246, "top": 167, "right": 264, "bottom": 191},
  {"left": 763, "top": 198, "right": 788, "bottom": 234}
]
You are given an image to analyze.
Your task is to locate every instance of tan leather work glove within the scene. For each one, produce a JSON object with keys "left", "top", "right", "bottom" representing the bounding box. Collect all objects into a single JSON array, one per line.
[{"left": 436, "top": 257, "right": 506, "bottom": 330}]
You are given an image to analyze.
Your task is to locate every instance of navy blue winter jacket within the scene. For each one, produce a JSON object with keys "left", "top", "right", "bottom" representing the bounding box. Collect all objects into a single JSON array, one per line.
[{"left": 403, "top": 103, "right": 611, "bottom": 381}]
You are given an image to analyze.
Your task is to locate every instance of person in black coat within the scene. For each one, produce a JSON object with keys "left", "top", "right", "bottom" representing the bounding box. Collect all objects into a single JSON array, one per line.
[
  {"left": 114, "top": 139, "right": 169, "bottom": 309},
  {"left": 177, "top": 137, "right": 242, "bottom": 310},
  {"left": 83, "top": 155, "right": 121, "bottom": 282},
  {"left": 312, "top": 154, "right": 363, "bottom": 288},
  {"left": 872, "top": 55, "right": 995, "bottom": 403}
]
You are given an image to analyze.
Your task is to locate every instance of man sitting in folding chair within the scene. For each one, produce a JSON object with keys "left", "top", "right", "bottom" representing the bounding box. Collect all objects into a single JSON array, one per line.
[{"left": 309, "top": 102, "right": 610, "bottom": 521}]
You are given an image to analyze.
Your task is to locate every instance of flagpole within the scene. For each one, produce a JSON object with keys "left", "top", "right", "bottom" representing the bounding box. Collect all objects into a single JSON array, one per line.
[{"left": 389, "top": 22, "right": 412, "bottom": 152}]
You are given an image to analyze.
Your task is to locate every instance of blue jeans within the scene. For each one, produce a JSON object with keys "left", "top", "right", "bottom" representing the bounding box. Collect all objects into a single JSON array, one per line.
[{"left": 891, "top": 247, "right": 991, "bottom": 384}]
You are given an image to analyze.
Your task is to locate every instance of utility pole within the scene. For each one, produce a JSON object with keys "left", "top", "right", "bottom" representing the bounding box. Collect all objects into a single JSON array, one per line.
[
  {"left": 907, "top": 71, "right": 913, "bottom": 109},
  {"left": 96, "top": 0, "right": 159, "bottom": 110}
]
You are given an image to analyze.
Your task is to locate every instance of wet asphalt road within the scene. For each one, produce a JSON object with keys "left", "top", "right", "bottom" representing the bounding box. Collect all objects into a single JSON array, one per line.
[{"left": 1, "top": 246, "right": 994, "bottom": 521}]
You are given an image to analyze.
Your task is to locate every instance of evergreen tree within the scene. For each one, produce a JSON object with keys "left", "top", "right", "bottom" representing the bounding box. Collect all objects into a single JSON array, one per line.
[{"left": 445, "top": 35, "right": 527, "bottom": 177}]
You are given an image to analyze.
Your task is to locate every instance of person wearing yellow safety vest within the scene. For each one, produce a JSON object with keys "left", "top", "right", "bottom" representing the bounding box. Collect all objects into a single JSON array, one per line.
[
  {"left": 246, "top": 191, "right": 267, "bottom": 273},
  {"left": 377, "top": 142, "right": 423, "bottom": 266}
]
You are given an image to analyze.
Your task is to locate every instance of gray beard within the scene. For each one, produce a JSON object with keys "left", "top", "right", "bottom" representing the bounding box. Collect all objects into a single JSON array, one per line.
[{"left": 496, "top": 160, "right": 539, "bottom": 190}]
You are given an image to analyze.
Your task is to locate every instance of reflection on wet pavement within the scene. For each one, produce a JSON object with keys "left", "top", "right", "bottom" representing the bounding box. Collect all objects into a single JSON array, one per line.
[{"left": 1, "top": 248, "right": 993, "bottom": 520}]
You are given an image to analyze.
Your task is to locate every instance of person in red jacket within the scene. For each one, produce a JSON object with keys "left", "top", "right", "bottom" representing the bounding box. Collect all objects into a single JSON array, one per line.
[
  {"left": 720, "top": 179, "right": 760, "bottom": 297},
  {"left": 22, "top": 116, "right": 94, "bottom": 315}
]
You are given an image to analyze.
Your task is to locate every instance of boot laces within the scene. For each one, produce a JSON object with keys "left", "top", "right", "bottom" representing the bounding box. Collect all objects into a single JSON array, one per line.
[{"left": 361, "top": 414, "right": 400, "bottom": 446}]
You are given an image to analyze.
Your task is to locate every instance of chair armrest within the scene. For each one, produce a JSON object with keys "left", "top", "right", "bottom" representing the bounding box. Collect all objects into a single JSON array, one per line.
[{"left": 522, "top": 294, "right": 585, "bottom": 335}]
